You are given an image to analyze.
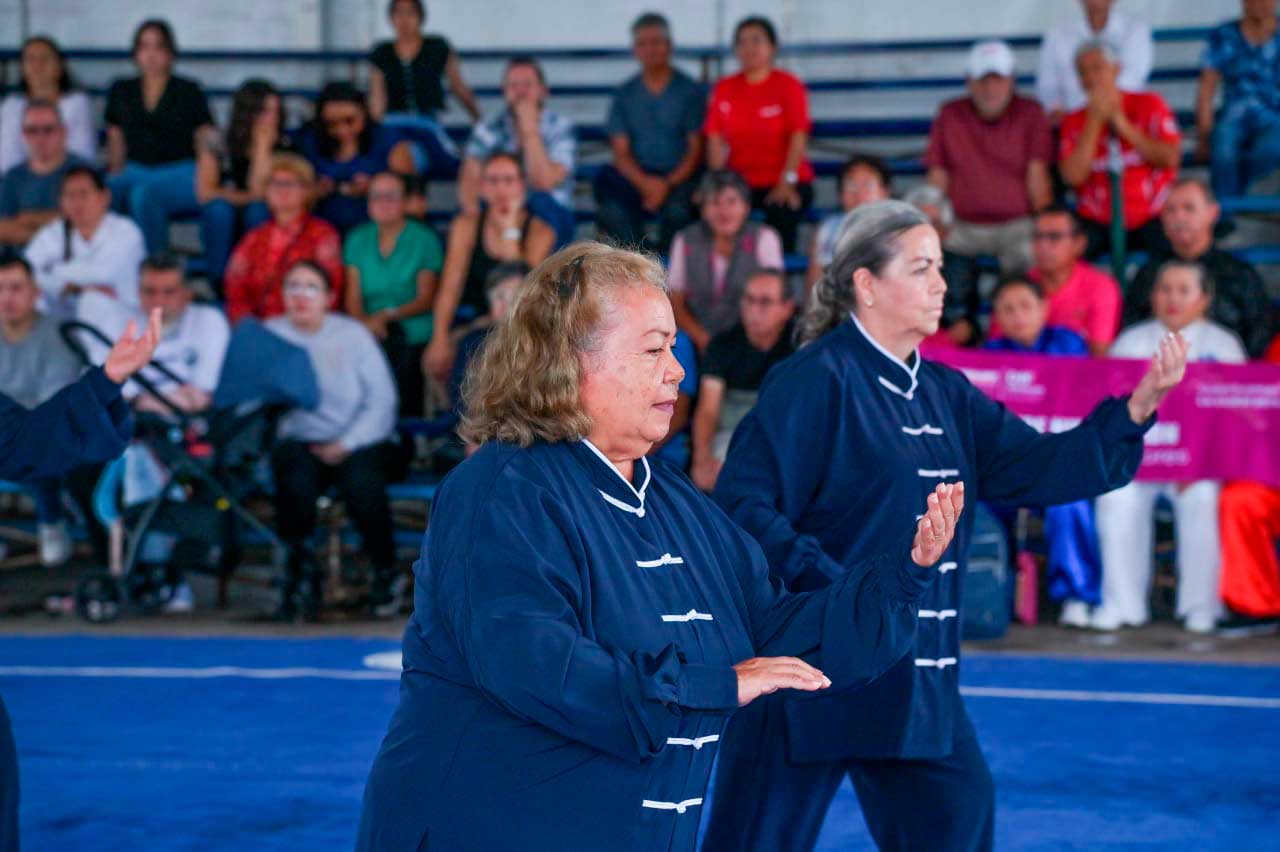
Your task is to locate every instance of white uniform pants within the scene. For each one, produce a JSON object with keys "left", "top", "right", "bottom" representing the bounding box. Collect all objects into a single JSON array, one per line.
[{"left": 1095, "top": 480, "right": 1223, "bottom": 624}]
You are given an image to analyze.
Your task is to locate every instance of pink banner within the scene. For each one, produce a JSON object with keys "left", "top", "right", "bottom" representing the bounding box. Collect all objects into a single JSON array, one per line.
[{"left": 922, "top": 347, "right": 1280, "bottom": 487}]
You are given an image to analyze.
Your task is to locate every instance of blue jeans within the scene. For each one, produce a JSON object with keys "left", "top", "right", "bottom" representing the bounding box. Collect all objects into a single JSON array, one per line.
[
  {"left": 526, "top": 191, "right": 576, "bottom": 249},
  {"left": 108, "top": 160, "right": 200, "bottom": 253},
  {"left": 382, "top": 113, "right": 460, "bottom": 180},
  {"left": 200, "top": 199, "right": 270, "bottom": 290},
  {"left": 592, "top": 164, "right": 696, "bottom": 253},
  {"left": 1210, "top": 103, "right": 1280, "bottom": 198}
]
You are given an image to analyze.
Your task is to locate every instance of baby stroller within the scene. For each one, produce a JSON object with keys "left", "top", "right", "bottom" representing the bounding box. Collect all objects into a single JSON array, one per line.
[{"left": 59, "top": 318, "right": 318, "bottom": 623}]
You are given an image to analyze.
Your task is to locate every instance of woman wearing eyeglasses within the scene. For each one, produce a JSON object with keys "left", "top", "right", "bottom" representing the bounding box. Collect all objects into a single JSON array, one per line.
[{"left": 267, "top": 258, "right": 400, "bottom": 621}]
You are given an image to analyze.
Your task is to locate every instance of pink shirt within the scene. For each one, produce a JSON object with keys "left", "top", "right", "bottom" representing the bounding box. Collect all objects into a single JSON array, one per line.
[{"left": 1031, "top": 261, "right": 1122, "bottom": 348}]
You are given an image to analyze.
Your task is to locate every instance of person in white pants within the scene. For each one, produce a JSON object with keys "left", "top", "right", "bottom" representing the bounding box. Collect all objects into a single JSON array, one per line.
[{"left": 1093, "top": 259, "right": 1247, "bottom": 633}]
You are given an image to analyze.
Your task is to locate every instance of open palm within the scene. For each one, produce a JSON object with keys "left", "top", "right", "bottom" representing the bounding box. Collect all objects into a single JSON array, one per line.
[{"left": 104, "top": 308, "right": 162, "bottom": 384}]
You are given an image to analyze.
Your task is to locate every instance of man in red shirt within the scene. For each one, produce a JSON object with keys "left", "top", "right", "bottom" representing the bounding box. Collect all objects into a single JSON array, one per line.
[
  {"left": 1059, "top": 37, "right": 1181, "bottom": 260},
  {"left": 925, "top": 40, "right": 1053, "bottom": 277}
]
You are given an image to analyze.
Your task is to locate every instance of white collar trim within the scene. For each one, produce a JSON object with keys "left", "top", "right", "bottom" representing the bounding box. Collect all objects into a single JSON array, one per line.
[
  {"left": 849, "top": 311, "right": 920, "bottom": 400},
  {"left": 581, "top": 439, "right": 651, "bottom": 518}
]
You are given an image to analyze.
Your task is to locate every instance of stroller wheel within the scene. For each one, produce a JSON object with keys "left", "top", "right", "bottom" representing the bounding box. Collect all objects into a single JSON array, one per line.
[{"left": 75, "top": 573, "right": 125, "bottom": 624}]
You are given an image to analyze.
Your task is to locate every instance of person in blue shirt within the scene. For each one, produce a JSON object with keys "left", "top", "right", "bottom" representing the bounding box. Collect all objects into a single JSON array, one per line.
[
  {"left": 355, "top": 242, "right": 965, "bottom": 852},
  {"left": 984, "top": 274, "right": 1100, "bottom": 628},
  {"left": 0, "top": 306, "right": 160, "bottom": 852},
  {"left": 702, "top": 201, "right": 1188, "bottom": 852}
]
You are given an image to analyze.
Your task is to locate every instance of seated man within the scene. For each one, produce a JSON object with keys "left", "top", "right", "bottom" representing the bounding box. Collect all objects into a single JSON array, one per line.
[
  {"left": 1124, "top": 177, "right": 1274, "bottom": 358},
  {"left": 926, "top": 40, "right": 1051, "bottom": 277},
  {"left": 0, "top": 100, "right": 89, "bottom": 248},
  {"left": 458, "top": 56, "right": 576, "bottom": 247},
  {"left": 1094, "top": 259, "right": 1247, "bottom": 634},
  {"left": 690, "top": 267, "right": 795, "bottom": 492},
  {"left": 1059, "top": 38, "right": 1180, "bottom": 260},
  {"left": 594, "top": 13, "right": 704, "bottom": 252},
  {"left": 1197, "top": 1, "right": 1280, "bottom": 198},
  {"left": 1037, "top": 0, "right": 1153, "bottom": 122},
  {"left": 0, "top": 251, "right": 83, "bottom": 565}
]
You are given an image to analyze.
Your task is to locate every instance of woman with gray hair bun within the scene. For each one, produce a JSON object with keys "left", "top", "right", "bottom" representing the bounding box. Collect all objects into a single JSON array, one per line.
[
  {"left": 704, "top": 199, "right": 1188, "bottom": 852},
  {"left": 356, "top": 240, "right": 965, "bottom": 852}
]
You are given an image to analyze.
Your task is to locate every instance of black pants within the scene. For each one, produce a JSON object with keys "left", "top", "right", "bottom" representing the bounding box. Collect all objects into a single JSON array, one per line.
[
  {"left": 750, "top": 183, "right": 815, "bottom": 254},
  {"left": 1081, "top": 216, "right": 1170, "bottom": 263},
  {"left": 592, "top": 164, "right": 697, "bottom": 253},
  {"left": 62, "top": 463, "right": 108, "bottom": 565},
  {"left": 270, "top": 441, "right": 396, "bottom": 570},
  {"left": 381, "top": 330, "right": 427, "bottom": 418},
  {"left": 0, "top": 694, "right": 17, "bottom": 852},
  {"left": 702, "top": 697, "right": 995, "bottom": 852}
]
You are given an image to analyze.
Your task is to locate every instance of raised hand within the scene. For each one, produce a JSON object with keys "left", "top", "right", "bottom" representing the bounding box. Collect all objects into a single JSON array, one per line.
[
  {"left": 733, "top": 656, "right": 831, "bottom": 707},
  {"left": 911, "top": 482, "right": 965, "bottom": 567},
  {"left": 104, "top": 308, "right": 162, "bottom": 384},
  {"left": 1127, "top": 331, "right": 1189, "bottom": 424}
]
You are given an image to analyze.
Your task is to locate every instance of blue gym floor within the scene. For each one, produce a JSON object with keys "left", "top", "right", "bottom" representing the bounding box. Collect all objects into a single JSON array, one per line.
[{"left": 3, "top": 636, "right": 1278, "bottom": 851}]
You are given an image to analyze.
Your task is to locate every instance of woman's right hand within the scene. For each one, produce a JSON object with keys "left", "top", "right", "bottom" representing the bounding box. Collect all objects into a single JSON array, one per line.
[
  {"left": 733, "top": 656, "right": 830, "bottom": 707},
  {"left": 911, "top": 482, "right": 964, "bottom": 567},
  {"left": 424, "top": 337, "right": 456, "bottom": 383}
]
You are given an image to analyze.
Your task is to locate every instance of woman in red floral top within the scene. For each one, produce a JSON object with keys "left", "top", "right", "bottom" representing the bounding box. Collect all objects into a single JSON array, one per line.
[{"left": 224, "top": 152, "right": 344, "bottom": 323}]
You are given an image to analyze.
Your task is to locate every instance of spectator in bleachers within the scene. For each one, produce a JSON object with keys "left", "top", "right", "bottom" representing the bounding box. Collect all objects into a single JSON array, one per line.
[
  {"left": 0, "top": 252, "right": 83, "bottom": 566},
  {"left": 1036, "top": 0, "right": 1153, "bottom": 122},
  {"left": 267, "top": 259, "right": 400, "bottom": 620},
  {"left": 344, "top": 171, "right": 442, "bottom": 417},
  {"left": 458, "top": 57, "right": 577, "bottom": 247},
  {"left": 1094, "top": 259, "right": 1246, "bottom": 633},
  {"left": 424, "top": 152, "right": 555, "bottom": 381},
  {"left": 447, "top": 261, "right": 527, "bottom": 429},
  {"left": 1059, "top": 39, "right": 1180, "bottom": 260},
  {"left": 1196, "top": 0, "right": 1280, "bottom": 199},
  {"left": 1123, "top": 177, "right": 1274, "bottom": 357},
  {"left": 903, "top": 183, "right": 982, "bottom": 346},
  {"left": 984, "top": 275, "right": 1100, "bottom": 627},
  {"left": 24, "top": 166, "right": 146, "bottom": 317},
  {"left": 690, "top": 267, "right": 795, "bottom": 493},
  {"left": 294, "top": 82, "right": 415, "bottom": 235},
  {"left": 806, "top": 154, "right": 891, "bottom": 291},
  {"left": 593, "top": 12, "right": 705, "bottom": 252},
  {"left": 224, "top": 153, "right": 343, "bottom": 323},
  {"left": 1217, "top": 332, "right": 1280, "bottom": 635},
  {"left": 0, "top": 36, "right": 96, "bottom": 173},
  {"left": 926, "top": 40, "right": 1051, "bottom": 280},
  {"left": 104, "top": 19, "right": 215, "bottom": 254},
  {"left": 668, "top": 170, "right": 784, "bottom": 352},
  {"left": 0, "top": 100, "right": 89, "bottom": 248},
  {"left": 196, "top": 79, "right": 287, "bottom": 295},
  {"left": 1014, "top": 205, "right": 1121, "bottom": 356},
  {"left": 368, "top": 0, "right": 481, "bottom": 124},
  {"left": 705, "top": 15, "right": 814, "bottom": 254}
]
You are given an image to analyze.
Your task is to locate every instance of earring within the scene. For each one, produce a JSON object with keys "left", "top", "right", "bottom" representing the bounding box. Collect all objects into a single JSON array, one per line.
[{"left": 865, "top": 299, "right": 874, "bottom": 307}]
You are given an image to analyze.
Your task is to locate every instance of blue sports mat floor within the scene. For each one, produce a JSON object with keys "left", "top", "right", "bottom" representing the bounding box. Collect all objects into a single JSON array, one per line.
[{"left": 3, "top": 636, "right": 1278, "bottom": 851}]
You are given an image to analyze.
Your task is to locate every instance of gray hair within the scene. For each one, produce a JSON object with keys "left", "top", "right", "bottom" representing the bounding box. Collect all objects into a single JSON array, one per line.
[
  {"left": 796, "top": 200, "right": 931, "bottom": 346},
  {"left": 1074, "top": 37, "right": 1119, "bottom": 66},
  {"left": 696, "top": 169, "right": 751, "bottom": 206},
  {"left": 1154, "top": 258, "right": 1215, "bottom": 303},
  {"left": 903, "top": 183, "right": 954, "bottom": 230}
]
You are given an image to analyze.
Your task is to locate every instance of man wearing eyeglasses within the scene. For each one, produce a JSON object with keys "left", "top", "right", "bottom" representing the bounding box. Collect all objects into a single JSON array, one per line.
[{"left": 0, "top": 100, "right": 88, "bottom": 247}]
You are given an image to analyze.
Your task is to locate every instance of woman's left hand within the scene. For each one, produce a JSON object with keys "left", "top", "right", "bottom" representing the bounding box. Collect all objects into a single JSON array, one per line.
[
  {"left": 764, "top": 180, "right": 801, "bottom": 210},
  {"left": 1126, "top": 331, "right": 1189, "bottom": 424}
]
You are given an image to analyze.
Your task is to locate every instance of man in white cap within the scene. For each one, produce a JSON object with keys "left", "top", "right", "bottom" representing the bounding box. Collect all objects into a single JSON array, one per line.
[
  {"left": 1037, "top": 0, "right": 1153, "bottom": 122},
  {"left": 925, "top": 40, "right": 1053, "bottom": 341}
]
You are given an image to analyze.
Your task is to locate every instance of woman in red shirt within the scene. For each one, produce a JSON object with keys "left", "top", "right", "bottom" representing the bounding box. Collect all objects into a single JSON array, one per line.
[
  {"left": 223, "top": 152, "right": 344, "bottom": 323},
  {"left": 705, "top": 16, "right": 815, "bottom": 253}
]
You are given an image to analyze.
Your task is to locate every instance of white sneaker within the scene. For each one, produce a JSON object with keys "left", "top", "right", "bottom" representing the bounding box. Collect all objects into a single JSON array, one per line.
[
  {"left": 161, "top": 581, "right": 195, "bottom": 614},
  {"left": 1183, "top": 611, "right": 1218, "bottom": 635},
  {"left": 38, "top": 522, "right": 71, "bottom": 567},
  {"left": 1088, "top": 606, "right": 1145, "bottom": 631},
  {"left": 1058, "top": 600, "right": 1092, "bottom": 628}
]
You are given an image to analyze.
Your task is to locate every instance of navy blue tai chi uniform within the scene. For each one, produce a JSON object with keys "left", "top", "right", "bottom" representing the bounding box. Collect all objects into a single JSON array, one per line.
[
  {"left": 357, "top": 437, "right": 943, "bottom": 852},
  {"left": 0, "top": 367, "right": 133, "bottom": 852},
  {"left": 702, "top": 315, "right": 1151, "bottom": 852}
]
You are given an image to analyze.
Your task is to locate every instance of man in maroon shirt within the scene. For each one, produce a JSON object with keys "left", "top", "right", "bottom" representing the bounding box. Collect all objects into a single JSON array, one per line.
[{"left": 925, "top": 40, "right": 1053, "bottom": 281}]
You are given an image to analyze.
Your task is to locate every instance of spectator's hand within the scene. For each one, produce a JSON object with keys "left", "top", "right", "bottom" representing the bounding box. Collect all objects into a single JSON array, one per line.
[
  {"left": 911, "top": 482, "right": 964, "bottom": 567},
  {"left": 310, "top": 441, "right": 350, "bottom": 466},
  {"left": 512, "top": 98, "right": 541, "bottom": 135},
  {"left": 765, "top": 180, "right": 801, "bottom": 210},
  {"left": 1085, "top": 89, "right": 1116, "bottom": 124},
  {"left": 363, "top": 313, "right": 390, "bottom": 340},
  {"left": 691, "top": 454, "right": 722, "bottom": 493},
  {"left": 490, "top": 201, "right": 522, "bottom": 233},
  {"left": 424, "top": 336, "right": 457, "bottom": 383},
  {"left": 1194, "top": 135, "right": 1211, "bottom": 165},
  {"left": 251, "top": 109, "right": 279, "bottom": 150},
  {"left": 104, "top": 308, "right": 162, "bottom": 384},
  {"left": 734, "top": 656, "right": 830, "bottom": 707},
  {"left": 1127, "top": 331, "right": 1188, "bottom": 424},
  {"left": 173, "top": 385, "right": 213, "bottom": 413},
  {"left": 639, "top": 175, "right": 669, "bottom": 213}
]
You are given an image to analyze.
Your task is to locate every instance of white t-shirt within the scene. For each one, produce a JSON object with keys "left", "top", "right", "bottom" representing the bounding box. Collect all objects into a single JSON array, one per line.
[
  {"left": 0, "top": 91, "right": 97, "bottom": 173},
  {"left": 1110, "top": 318, "right": 1247, "bottom": 365},
  {"left": 1036, "top": 10, "right": 1154, "bottom": 113},
  {"left": 24, "top": 211, "right": 145, "bottom": 313}
]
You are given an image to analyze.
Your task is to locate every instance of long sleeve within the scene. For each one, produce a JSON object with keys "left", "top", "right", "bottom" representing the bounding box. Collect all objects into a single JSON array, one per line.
[
  {"left": 969, "top": 380, "right": 1150, "bottom": 507},
  {"left": 1116, "top": 18, "right": 1154, "bottom": 92},
  {"left": 0, "top": 367, "right": 131, "bottom": 482},
  {"left": 714, "top": 358, "right": 847, "bottom": 587},
  {"left": 223, "top": 234, "right": 257, "bottom": 323},
  {"left": 439, "top": 466, "right": 739, "bottom": 764},
  {"left": 337, "top": 327, "right": 397, "bottom": 452},
  {"left": 23, "top": 220, "right": 69, "bottom": 303},
  {"left": 1035, "top": 27, "right": 1067, "bottom": 113}
]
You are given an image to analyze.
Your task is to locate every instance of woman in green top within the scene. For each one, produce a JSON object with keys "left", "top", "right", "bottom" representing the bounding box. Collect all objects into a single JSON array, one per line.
[{"left": 344, "top": 171, "right": 443, "bottom": 416}]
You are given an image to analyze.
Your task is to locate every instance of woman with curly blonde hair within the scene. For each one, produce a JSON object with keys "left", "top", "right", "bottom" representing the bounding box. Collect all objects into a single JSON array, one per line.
[{"left": 356, "top": 240, "right": 965, "bottom": 852}]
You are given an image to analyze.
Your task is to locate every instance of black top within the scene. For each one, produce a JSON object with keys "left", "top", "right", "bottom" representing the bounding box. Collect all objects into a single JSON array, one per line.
[
  {"left": 369, "top": 36, "right": 452, "bottom": 116},
  {"left": 702, "top": 322, "right": 796, "bottom": 391},
  {"left": 1124, "top": 246, "right": 1275, "bottom": 358},
  {"left": 460, "top": 209, "right": 535, "bottom": 316},
  {"left": 105, "top": 75, "right": 213, "bottom": 165}
]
